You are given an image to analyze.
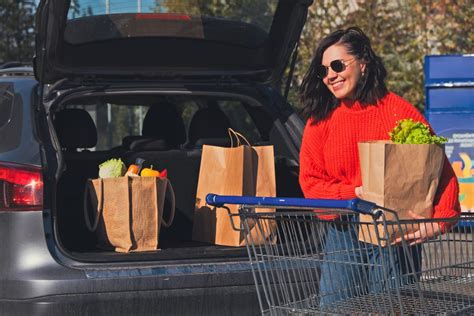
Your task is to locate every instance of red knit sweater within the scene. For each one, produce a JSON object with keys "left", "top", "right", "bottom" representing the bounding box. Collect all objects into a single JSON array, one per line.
[{"left": 299, "top": 92, "right": 460, "bottom": 224}]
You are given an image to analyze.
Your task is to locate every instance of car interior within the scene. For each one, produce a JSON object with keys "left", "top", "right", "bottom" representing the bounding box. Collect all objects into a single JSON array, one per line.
[{"left": 52, "top": 94, "right": 303, "bottom": 261}]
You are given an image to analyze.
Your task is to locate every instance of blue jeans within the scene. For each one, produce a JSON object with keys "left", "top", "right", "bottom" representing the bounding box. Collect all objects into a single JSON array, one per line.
[{"left": 319, "top": 216, "right": 422, "bottom": 310}]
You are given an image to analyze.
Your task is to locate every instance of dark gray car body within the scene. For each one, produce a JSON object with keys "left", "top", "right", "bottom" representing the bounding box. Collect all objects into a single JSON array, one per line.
[
  {"left": 0, "top": 0, "right": 311, "bottom": 314},
  {"left": 0, "top": 70, "right": 306, "bottom": 315}
]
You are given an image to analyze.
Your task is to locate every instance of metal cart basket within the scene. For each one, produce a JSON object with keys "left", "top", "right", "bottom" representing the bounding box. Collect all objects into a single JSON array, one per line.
[{"left": 206, "top": 194, "right": 474, "bottom": 315}]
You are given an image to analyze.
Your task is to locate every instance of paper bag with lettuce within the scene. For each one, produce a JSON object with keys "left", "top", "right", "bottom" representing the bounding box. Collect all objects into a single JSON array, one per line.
[
  {"left": 358, "top": 119, "right": 447, "bottom": 245},
  {"left": 84, "top": 158, "right": 175, "bottom": 252}
]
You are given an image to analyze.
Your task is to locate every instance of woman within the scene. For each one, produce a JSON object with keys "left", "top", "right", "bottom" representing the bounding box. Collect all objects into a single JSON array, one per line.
[{"left": 299, "top": 27, "right": 460, "bottom": 308}]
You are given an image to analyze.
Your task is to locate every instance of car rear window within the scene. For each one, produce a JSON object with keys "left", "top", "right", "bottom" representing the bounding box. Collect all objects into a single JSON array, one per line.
[
  {"left": 67, "top": 104, "right": 149, "bottom": 150},
  {"left": 65, "top": 0, "right": 278, "bottom": 47},
  {"left": 0, "top": 83, "right": 24, "bottom": 154},
  {"left": 0, "top": 84, "right": 14, "bottom": 128},
  {"left": 67, "top": 98, "right": 262, "bottom": 151}
]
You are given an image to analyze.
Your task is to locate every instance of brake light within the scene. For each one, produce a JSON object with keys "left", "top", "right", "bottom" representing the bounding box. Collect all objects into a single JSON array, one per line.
[
  {"left": 135, "top": 13, "right": 191, "bottom": 21},
  {"left": 0, "top": 162, "right": 43, "bottom": 211}
]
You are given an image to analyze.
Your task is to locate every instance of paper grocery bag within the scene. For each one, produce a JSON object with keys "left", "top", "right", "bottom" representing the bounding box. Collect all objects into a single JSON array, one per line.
[
  {"left": 84, "top": 176, "right": 175, "bottom": 252},
  {"left": 192, "top": 144, "right": 276, "bottom": 246},
  {"left": 358, "top": 141, "right": 445, "bottom": 245}
]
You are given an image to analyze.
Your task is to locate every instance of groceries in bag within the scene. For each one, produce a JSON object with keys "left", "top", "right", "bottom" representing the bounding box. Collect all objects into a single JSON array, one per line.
[
  {"left": 358, "top": 119, "right": 448, "bottom": 245},
  {"left": 84, "top": 158, "right": 174, "bottom": 252},
  {"left": 192, "top": 129, "right": 277, "bottom": 246}
]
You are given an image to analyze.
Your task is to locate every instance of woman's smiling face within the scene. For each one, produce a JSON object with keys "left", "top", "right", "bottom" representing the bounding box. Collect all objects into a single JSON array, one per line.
[{"left": 321, "top": 44, "right": 366, "bottom": 100}]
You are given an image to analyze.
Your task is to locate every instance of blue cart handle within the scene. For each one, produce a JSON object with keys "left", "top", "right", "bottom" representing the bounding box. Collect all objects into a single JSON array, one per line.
[{"left": 205, "top": 194, "right": 383, "bottom": 218}]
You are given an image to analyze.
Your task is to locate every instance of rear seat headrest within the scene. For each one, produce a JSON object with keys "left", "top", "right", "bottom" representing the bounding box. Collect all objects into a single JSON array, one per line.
[
  {"left": 142, "top": 103, "right": 186, "bottom": 148},
  {"left": 187, "top": 107, "right": 231, "bottom": 147},
  {"left": 53, "top": 108, "right": 97, "bottom": 150}
]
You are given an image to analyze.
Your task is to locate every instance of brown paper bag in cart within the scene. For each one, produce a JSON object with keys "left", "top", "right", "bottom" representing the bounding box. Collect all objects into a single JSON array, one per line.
[
  {"left": 192, "top": 129, "right": 277, "bottom": 246},
  {"left": 358, "top": 141, "right": 445, "bottom": 245},
  {"left": 84, "top": 176, "right": 175, "bottom": 253}
]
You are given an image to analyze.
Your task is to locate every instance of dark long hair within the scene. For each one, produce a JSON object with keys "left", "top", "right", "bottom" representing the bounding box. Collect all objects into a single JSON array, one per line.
[{"left": 300, "top": 27, "right": 388, "bottom": 122}]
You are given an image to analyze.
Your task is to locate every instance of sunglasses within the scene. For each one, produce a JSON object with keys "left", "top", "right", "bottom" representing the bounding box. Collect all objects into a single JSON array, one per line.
[{"left": 316, "top": 58, "right": 356, "bottom": 79}]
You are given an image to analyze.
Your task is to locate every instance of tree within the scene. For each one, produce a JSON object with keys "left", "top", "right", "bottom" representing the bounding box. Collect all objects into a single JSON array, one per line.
[
  {"left": 157, "top": 0, "right": 276, "bottom": 30},
  {"left": 0, "top": 0, "right": 36, "bottom": 64},
  {"left": 288, "top": 0, "right": 473, "bottom": 112}
]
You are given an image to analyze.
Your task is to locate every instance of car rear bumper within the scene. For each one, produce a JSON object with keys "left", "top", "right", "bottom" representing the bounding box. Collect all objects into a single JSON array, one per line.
[
  {"left": 0, "top": 211, "right": 261, "bottom": 314},
  {"left": 0, "top": 285, "right": 260, "bottom": 316}
]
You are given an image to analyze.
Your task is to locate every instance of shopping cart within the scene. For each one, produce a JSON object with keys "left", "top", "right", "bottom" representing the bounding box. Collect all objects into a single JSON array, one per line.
[{"left": 206, "top": 194, "right": 474, "bottom": 315}]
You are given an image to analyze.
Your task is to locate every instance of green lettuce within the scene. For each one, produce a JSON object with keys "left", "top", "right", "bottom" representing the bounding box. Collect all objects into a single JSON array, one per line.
[
  {"left": 98, "top": 158, "right": 126, "bottom": 178},
  {"left": 389, "top": 119, "right": 447, "bottom": 144}
]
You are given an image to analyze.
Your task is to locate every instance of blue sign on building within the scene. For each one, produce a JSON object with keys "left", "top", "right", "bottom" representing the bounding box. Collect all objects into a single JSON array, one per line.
[{"left": 424, "top": 55, "right": 474, "bottom": 214}]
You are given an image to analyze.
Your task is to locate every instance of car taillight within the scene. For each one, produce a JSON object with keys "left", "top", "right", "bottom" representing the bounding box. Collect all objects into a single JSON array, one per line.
[{"left": 0, "top": 162, "right": 43, "bottom": 211}]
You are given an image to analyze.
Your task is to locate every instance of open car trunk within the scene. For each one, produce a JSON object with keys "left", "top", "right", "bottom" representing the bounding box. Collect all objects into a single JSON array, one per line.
[
  {"left": 51, "top": 88, "right": 303, "bottom": 262},
  {"left": 35, "top": 0, "right": 312, "bottom": 85}
]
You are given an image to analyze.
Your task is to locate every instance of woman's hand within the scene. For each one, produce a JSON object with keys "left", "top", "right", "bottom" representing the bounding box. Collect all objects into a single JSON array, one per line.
[
  {"left": 355, "top": 186, "right": 363, "bottom": 198},
  {"left": 393, "top": 211, "right": 442, "bottom": 246}
]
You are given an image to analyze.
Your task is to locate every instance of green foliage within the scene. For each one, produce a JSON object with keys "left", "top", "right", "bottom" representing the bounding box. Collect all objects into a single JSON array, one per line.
[
  {"left": 1, "top": 0, "right": 471, "bottom": 116},
  {"left": 98, "top": 158, "right": 126, "bottom": 178},
  {"left": 288, "top": 0, "right": 473, "bottom": 113},
  {"left": 0, "top": 0, "right": 35, "bottom": 63},
  {"left": 389, "top": 119, "right": 448, "bottom": 144},
  {"left": 158, "top": 0, "right": 277, "bottom": 31}
]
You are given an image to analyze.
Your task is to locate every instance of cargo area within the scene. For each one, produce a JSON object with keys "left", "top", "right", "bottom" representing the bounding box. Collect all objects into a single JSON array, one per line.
[{"left": 51, "top": 91, "right": 303, "bottom": 262}]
